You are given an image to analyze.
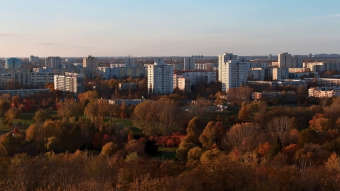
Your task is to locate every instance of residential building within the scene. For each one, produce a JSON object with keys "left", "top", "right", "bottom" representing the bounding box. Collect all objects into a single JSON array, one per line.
[
  {"left": 118, "top": 82, "right": 137, "bottom": 90},
  {"left": 147, "top": 60, "right": 174, "bottom": 94},
  {"left": 173, "top": 74, "right": 190, "bottom": 92},
  {"left": 54, "top": 73, "right": 83, "bottom": 94},
  {"left": 288, "top": 68, "right": 310, "bottom": 73},
  {"left": 308, "top": 87, "right": 340, "bottom": 98},
  {"left": 173, "top": 71, "right": 216, "bottom": 91},
  {"left": 248, "top": 68, "right": 265, "bottom": 81},
  {"left": 0, "top": 70, "right": 31, "bottom": 88},
  {"left": 184, "top": 57, "right": 195, "bottom": 71},
  {"left": 219, "top": 58, "right": 250, "bottom": 92},
  {"left": 45, "top": 57, "right": 62, "bottom": 69},
  {"left": 0, "top": 89, "right": 49, "bottom": 97},
  {"left": 82, "top": 56, "right": 96, "bottom": 69},
  {"left": 31, "top": 71, "right": 54, "bottom": 87},
  {"left": 5, "top": 58, "right": 23, "bottom": 70},
  {"left": 218, "top": 53, "right": 237, "bottom": 82},
  {"left": 277, "top": 52, "right": 302, "bottom": 68},
  {"left": 29, "top": 56, "right": 40, "bottom": 65},
  {"left": 272, "top": 67, "right": 289, "bottom": 80},
  {"left": 303, "top": 62, "right": 326, "bottom": 73},
  {"left": 99, "top": 98, "right": 144, "bottom": 106}
]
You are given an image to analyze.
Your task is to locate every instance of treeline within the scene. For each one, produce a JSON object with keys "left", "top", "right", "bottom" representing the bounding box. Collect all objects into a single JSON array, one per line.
[
  {"left": 0, "top": 151, "right": 339, "bottom": 190},
  {"left": 2, "top": 86, "right": 340, "bottom": 190}
]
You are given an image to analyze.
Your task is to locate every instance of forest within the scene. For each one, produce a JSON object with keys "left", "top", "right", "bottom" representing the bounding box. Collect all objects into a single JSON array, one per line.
[{"left": 0, "top": 85, "right": 340, "bottom": 191}]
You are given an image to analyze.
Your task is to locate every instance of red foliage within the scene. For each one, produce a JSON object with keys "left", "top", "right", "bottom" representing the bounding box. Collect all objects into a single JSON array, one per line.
[{"left": 149, "top": 134, "right": 185, "bottom": 147}]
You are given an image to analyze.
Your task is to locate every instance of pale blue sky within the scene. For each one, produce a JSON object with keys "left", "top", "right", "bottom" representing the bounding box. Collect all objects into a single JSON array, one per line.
[{"left": 1, "top": 0, "right": 340, "bottom": 57}]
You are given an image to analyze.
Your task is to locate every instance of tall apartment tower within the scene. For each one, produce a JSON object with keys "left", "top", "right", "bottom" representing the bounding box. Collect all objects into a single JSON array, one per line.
[
  {"left": 278, "top": 52, "right": 298, "bottom": 68},
  {"left": 219, "top": 59, "right": 250, "bottom": 92},
  {"left": 5, "top": 58, "right": 23, "bottom": 70},
  {"left": 83, "top": 56, "right": 97, "bottom": 78},
  {"left": 147, "top": 60, "right": 174, "bottom": 94},
  {"left": 183, "top": 57, "right": 194, "bottom": 71},
  {"left": 45, "top": 57, "right": 62, "bottom": 69},
  {"left": 218, "top": 53, "right": 237, "bottom": 82},
  {"left": 83, "top": 56, "right": 96, "bottom": 70}
]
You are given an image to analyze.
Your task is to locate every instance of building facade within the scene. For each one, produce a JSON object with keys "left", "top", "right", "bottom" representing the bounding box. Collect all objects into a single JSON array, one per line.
[
  {"left": 220, "top": 59, "right": 250, "bottom": 92},
  {"left": 54, "top": 73, "right": 83, "bottom": 94},
  {"left": 147, "top": 60, "right": 174, "bottom": 94},
  {"left": 5, "top": 58, "right": 23, "bottom": 70},
  {"left": 218, "top": 53, "right": 237, "bottom": 82},
  {"left": 308, "top": 87, "right": 340, "bottom": 98},
  {"left": 272, "top": 67, "right": 289, "bottom": 80},
  {"left": 45, "top": 57, "right": 62, "bottom": 69}
]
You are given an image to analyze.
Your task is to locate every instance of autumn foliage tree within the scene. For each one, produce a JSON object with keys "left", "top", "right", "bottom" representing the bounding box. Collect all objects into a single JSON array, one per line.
[
  {"left": 133, "top": 99, "right": 189, "bottom": 136},
  {"left": 176, "top": 117, "right": 205, "bottom": 161}
]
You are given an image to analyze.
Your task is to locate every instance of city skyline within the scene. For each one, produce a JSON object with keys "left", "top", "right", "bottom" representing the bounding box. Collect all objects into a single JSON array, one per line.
[{"left": 1, "top": 0, "right": 340, "bottom": 57}]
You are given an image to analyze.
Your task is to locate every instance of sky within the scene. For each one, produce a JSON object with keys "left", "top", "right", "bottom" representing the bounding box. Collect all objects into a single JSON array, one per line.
[{"left": 1, "top": 0, "right": 340, "bottom": 57}]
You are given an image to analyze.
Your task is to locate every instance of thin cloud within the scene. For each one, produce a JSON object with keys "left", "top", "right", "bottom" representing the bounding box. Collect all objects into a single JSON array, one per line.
[
  {"left": 329, "top": 13, "right": 340, "bottom": 17},
  {"left": 0, "top": 33, "right": 17, "bottom": 37},
  {"left": 39, "top": 42, "right": 59, "bottom": 46},
  {"left": 38, "top": 42, "right": 93, "bottom": 50}
]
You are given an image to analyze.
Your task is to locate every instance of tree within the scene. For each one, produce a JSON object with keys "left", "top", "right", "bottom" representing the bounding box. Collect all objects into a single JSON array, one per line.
[
  {"left": 78, "top": 90, "right": 98, "bottom": 105},
  {"left": 200, "top": 148, "right": 227, "bottom": 164},
  {"left": 325, "top": 153, "right": 340, "bottom": 172},
  {"left": 133, "top": 99, "right": 188, "bottom": 136},
  {"left": 187, "top": 147, "right": 202, "bottom": 161},
  {"left": 227, "top": 123, "right": 256, "bottom": 148},
  {"left": 0, "top": 132, "right": 25, "bottom": 155},
  {"left": 45, "top": 137, "right": 57, "bottom": 152},
  {"left": 176, "top": 117, "right": 205, "bottom": 161},
  {"left": 185, "top": 117, "right": 205, "bottom": 145},
  {"left": 238, "top": 101, "right": 266, "bottom": 122},
  {"left": 100, "top": 142, "right": 118, "bottom": 156},
  {"left": 4, "top": 108, "right": 20, "bottom": 125},
  {"left": 267, "top": 116, "right": 295, "bottom": 145},
  {"left": 226, "top": 87, "right": 253, "bottom": 106},
  {"left": 57, "top": 99, "right": 83, "bottom": 119},
  {"left": 176, "top": 141, "right": 196, "bottom": 161},
  {"left": 33, "top": 109, "right": 50, "bottom": 123},
  {"left": 0, "top": 97, "right": 10, "bottom": 117},
  {"left": 309, "top": 114, "right": 331, "bottom": 133},
  {"left": 199, "top": 121, "right": 225, "bottom": 149},
  {"left": 26, "top": 124, "right": 41, "bottom": 142}
]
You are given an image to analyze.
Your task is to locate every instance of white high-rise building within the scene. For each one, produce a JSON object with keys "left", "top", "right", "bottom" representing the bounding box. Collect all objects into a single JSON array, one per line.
[
  {"left": 278, "top": 52, "right": 301, "bottom": 68},
  {"left": 54, "top": 73, "right": 83, "bottom": 94},
  {"left": 147, "top": 60, "right": 174, "bottom": 94},
  {"left": 82, "top": 56, "right": 96, "bottom": 69},
  {"left": 218, "top": 53, "right": 237, "bottom": 82},
  {"left": 220, "top": 59, "right": 250, "bottom": 92}
]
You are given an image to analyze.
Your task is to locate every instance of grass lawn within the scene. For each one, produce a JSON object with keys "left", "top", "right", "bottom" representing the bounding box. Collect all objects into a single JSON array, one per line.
[
  {"left": 105, "top": 118, "right": 141, "bottom": 131},
  {"left": 13, "top": 113, "right": 35, "bottom": 127},
  {"left": 0, "top": 119, "right": 10, "bottom": 134},
  {"left": 155, "top": 147, "right": 177, "bottom": 160}
]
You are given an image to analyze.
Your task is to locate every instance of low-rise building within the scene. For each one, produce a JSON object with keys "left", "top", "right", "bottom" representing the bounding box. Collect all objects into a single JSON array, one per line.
[
  {"left": 288, "top": 68, "right": 310, "bottom": 73},
  {"left": 118, "top": 82, "right": 137, "bottom": 90},
  {"left": 99, "top": 98, "right": 144, "bottom": 106},
  {"left": 0, "top": 89, "right": 49, "bottom": 97},
  {"left": 248, "top": 68, "right": 265, "bottom": 81},
  {"left": 272, "top": 67, "right": 289, "bottom": 80},
  {"left": 303, "top": 62, "right": 326, "bottom": 73},
  {"left": 31, "top": 71, "right": 54, "bottom": 87},
  {"left": 308, "top": 87, "right": 340, "bottom": 98},
  {"left": 173, "top": 71, "right": 216, "bottom": 91}
]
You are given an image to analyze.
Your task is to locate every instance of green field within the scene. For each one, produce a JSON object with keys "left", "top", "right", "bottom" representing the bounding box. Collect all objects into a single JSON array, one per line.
[{"left": 155, "top": 147, "right": 177, "bottom": 160}]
